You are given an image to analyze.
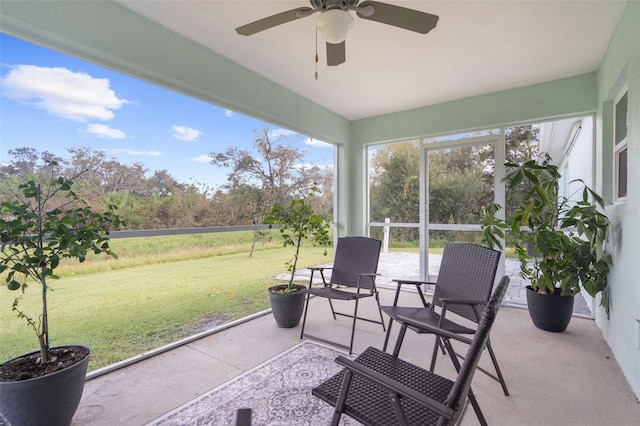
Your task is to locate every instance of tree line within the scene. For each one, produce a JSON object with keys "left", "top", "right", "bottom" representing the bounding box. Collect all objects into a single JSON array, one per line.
[
  {"left": 0, "top": 128, "right": 333, "bottom": 231},
  {"left": 2, "top": 124, "right": 537, "bottom": 242}
]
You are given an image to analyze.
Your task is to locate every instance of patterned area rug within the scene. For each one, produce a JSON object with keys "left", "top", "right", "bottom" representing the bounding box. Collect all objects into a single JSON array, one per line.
[{"left": 147, "top": 341, "right": 360, "bottom": 425}]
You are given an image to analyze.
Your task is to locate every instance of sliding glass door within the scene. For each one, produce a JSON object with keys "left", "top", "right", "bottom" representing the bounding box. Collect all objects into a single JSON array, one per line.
[{"left": 423, "top": 134, "right": 504, "bottom": 279}]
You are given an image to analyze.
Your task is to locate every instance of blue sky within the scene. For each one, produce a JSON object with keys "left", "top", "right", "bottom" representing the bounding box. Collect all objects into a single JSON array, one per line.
[{"left": 0, "top": 34, "right": 333, "bottom": 189}]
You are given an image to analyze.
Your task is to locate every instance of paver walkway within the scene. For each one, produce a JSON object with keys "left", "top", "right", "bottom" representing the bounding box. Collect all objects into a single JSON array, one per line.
[{"left": 281, "top": 251, "right": 592, "bottom": 317}]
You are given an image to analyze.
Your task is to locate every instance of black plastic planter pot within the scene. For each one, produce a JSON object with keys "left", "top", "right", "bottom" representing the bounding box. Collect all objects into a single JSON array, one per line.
[
  {"left": 269, "top": 284, "right": 307, "bottom": 328},
  {"left": 0, "top": 345, "right": 91, "bottom": 426},
  {"left": 526, "top": 286, "right": 574, "bottom": 332}
]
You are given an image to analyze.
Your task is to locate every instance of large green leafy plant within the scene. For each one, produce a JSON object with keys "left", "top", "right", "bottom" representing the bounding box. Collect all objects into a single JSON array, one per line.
[
  {"left": 264, "top": 186, "right": 331, "bottom": 292},
  {"left": 1, "top": 174, "right": 122, "bottom": 364},
  {"left": 482, "top": 154, "right": 611, "bottom": 313}
]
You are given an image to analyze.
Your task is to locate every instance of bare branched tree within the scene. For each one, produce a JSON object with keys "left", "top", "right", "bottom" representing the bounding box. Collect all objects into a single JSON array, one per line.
[{"left": 210, "top": 127, "right": 330, "bottom": 255}]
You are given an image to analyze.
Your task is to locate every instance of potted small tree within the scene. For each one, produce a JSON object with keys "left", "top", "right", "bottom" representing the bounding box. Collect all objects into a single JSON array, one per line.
[
  {"left": 482, "top": 153, "right": 611, "bottom": 332},
  {"left": 263, "top": 185, "right": 331, "bottom": 328},
  {"left": 0, "top": 172, "right": 122, "bottom": 426}
]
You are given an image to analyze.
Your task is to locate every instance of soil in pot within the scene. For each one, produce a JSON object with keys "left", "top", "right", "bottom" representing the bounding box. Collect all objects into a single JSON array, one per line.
[
  {"left": 526, "top": 286, "right": 574, "bottom": 332},
  {"left": 0, "top": 346, "right": 90, "bottom": 382},
  {"left": 0, "top": 345, "right": 91, "bottom": 426},
  {"left": 269, "top": 284, "right": 307, "bottom": 328}
]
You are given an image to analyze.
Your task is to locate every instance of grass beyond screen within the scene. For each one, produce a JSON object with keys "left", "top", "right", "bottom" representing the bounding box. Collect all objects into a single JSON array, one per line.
[{"left": 0, "top": 232, "right": 333, "bottom": 371}]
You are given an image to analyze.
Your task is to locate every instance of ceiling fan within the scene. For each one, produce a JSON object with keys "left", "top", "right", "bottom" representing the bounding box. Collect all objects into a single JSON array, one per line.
[{"left": 236, "top": 0, "right": 439, "bottom": 66}]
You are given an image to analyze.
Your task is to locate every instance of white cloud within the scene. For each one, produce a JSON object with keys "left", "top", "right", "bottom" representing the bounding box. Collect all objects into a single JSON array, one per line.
[
  {"left": 172, "top": 125, "right": 201, "bottom": 142},
  {"left": 84, "top": 123, "right": 126, "bottom": 139},
  {"left": 113, "top": 148, "right": 161, "bottom": 157},
  {"left": 1, "top": 65, "right": 128, "bottom": 122},
  {"left": 268, "top": 128, "right": 296, "bottom": 139},
  {"left": 304, "top": 137, "right": 333, "bottom": 148},
  {"left": 294, "top": 163, "right": 333, "bottom": 171},
  {"left": 191, "top": 154, "right": 213, "bottom": 163},
  {"left": 224, "top": 109, "right": 234, "bottom": 118}
]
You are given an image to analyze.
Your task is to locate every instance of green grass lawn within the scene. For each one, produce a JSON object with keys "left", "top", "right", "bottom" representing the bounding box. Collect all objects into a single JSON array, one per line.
[
  {"left": 1, "top": 231, "right": 510, "bottom": 372},
  {"left": 1, "top": 232, "right": 332, "bottom": 372}
]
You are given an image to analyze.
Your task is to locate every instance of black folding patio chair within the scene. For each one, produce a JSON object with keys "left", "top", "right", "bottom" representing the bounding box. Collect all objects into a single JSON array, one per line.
[
  {"left": 381, "top": 243, "right": 509, "bottom": 396},
  {"left": 299, "top": 236, "right": 385, "bottom": 355},
  {"left": 312, "top": 275, "right": 510, "bottom": 426}
]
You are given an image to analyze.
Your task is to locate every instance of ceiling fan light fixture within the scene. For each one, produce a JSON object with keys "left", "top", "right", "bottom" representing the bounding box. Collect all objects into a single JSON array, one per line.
[{"left": 316, "top": 9, "right": 354, "bottom": 44}]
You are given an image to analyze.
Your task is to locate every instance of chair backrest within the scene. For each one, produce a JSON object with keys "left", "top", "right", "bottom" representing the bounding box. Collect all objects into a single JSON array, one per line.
[
  {"left": 329, "top": 237, "right": 382, "bottom": 290},
  {"left": 443, "top": 275, "right": 509, "bottom": 425},
  {"left": 433, "top": 243, "right": 501, "bottom": 323}
]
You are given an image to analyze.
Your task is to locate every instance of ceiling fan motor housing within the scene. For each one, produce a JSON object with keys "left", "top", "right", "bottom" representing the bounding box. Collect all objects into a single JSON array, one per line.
[{"left": 310, "top": 0, "right": 359, "bottom": 10}]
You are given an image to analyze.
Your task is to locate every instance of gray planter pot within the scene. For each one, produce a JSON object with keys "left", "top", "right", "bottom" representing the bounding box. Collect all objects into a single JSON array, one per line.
[
  {"left": 269, "top": 284, "right": 307, "bottom": 328},
  {"left": 0, "top": 345, "right": 91, "bottom": 426},
  {"left": 526, "top": 286, "right": 574, "bottom": 332}
]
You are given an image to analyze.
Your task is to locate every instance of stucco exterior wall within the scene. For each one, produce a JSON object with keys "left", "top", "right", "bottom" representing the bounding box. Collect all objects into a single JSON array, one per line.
[
  {"left": 560, "top": 116, "right": 595, "bottom": 190},
  {"left": 595, "top": 0, "right": 640, "bottom": 398},
  {"left": 555, "top": 117, "right": 597, "bottom": 312}
]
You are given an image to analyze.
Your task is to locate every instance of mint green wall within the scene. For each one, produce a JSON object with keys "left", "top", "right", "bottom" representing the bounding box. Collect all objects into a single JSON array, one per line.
[
  {"left": 594, "top": 0, "right": 640, "bottom": 398},
  {"left": 353, "top": 73, "right": 597, "bottom": 145},
  {"left": 345, "top": 74, "right": 599, "bottom": 235}
]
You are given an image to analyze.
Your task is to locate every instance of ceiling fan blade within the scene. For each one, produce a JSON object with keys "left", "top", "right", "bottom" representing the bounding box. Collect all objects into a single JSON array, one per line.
[
  {"left": 356, "top": 1, "right": 438, "bottom": 34},
  {"left": 236, "top": 7, "right": 313, "bottom": 36},
  {"left": 326, "top": 41, "right": 346, "bottom": 66}
]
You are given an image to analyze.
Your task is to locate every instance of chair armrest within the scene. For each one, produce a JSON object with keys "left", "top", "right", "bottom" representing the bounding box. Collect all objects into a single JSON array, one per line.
[
  {"left": 308, "top": 266, "right": 333, "bottom": 289},
  {"left": 334, "top": 354, "right": 455, "bottom": 420},
  {"left": 396, "top": 314, "right": 473, "bottom": 345},
  {"left": 392, "top": 279, "right": 436, "bottom": 286},
  {"left": 389, "top": 279, "right": 434, "bottom": 307},
  {"left": 309, "top": 266, "right": 332, "bottom": 272},
  {"left": 439, "top": 298, "right": 487, "bottom": 307}
]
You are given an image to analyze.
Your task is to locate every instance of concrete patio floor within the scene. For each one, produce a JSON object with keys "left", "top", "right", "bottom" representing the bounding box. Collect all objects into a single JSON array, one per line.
[{"left": 71, "top": 282, "right": 640, "bottom": 425}]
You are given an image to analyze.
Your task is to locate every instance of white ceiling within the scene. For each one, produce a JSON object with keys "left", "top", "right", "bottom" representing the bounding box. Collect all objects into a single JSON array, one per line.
[{"left": 117, "top": 0, "right": 626, "bottom": 121}]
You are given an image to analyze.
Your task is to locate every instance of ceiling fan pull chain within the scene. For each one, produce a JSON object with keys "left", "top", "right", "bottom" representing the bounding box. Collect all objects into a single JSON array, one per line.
[{"left": 314, "top": 28, "right": 318, "bottom": 80}]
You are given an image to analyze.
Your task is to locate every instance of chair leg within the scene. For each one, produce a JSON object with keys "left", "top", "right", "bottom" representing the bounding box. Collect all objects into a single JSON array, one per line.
[
  {"left": 235, "top": 408, "right": 252, "bottom": 426},
  {"left": 331, "top": 370, "right": 353, "bottom": 426},
  {"left": 382, "top": 317, "right": 394, "bottom": 352},
  {"left": 392, "top": 323, "right": 408, "bottom": 357},
  {"left": 429, "top": 336, "right": 441, "bottom": 372},
  {"left": 327, "top": 297, "right": 337, "bottom": 320},
  {"left": 429, "top": 334, "right": 448, "bottom": 372},
  {"left": 300, "top": 291, "right": 312, "bottom": 340},
  {"left": 442, "top": 338, "right": 488, "bottom": 426},
  {"left": 348, "top": 297, "right": 360, "bottom": 355},
  {"left": 374, "top": 291, "right": 386, "bottom": 332},
  {"left": 442, "top": 337, "right": 509, "bottom": 396},
  {"left": 466, "top": 388, "right": 488, "bottom": 426},
  {"left": 486, "top": 338, "right": 509, "bottom": 396}
]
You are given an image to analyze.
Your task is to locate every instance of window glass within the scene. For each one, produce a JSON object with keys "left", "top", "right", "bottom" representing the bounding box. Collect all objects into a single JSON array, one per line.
[
  {"left": 618, "top": 147, "right": 628, "bottom": 198},
  {"left": 614, "top": 89, "right": 628, "bottom": 201},
  {"left": 615, "top": 91, "right": 627, "bottom": 145}
]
